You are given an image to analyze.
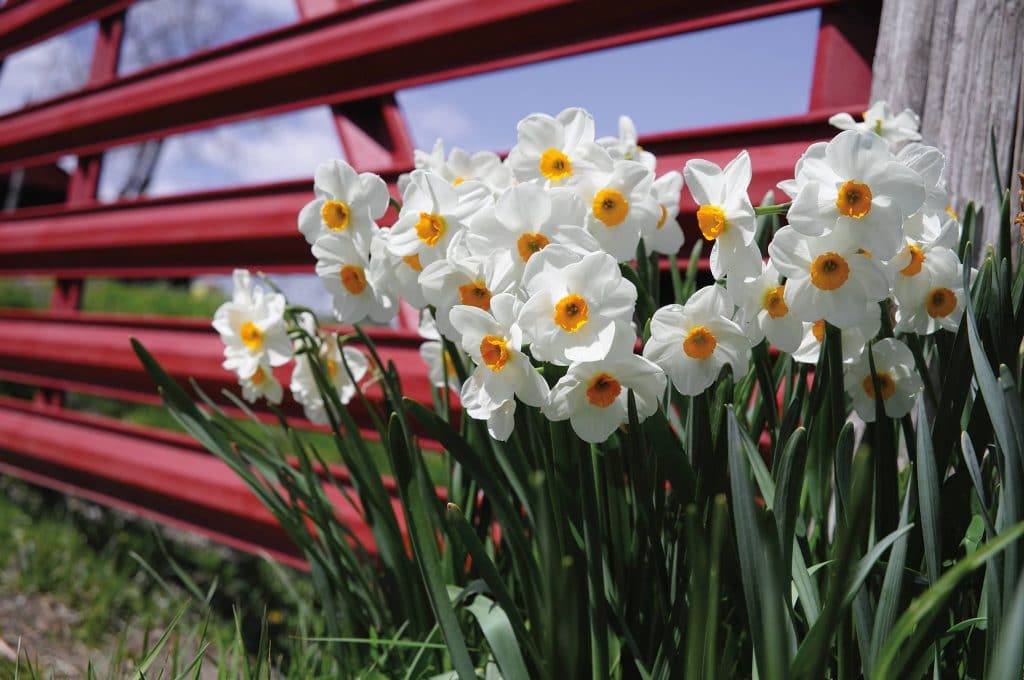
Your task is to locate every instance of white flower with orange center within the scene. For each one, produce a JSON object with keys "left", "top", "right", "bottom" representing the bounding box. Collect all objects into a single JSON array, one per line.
[
  {"left": 642, "top": 171, "right": 685, "bottom": 256},
  {"left": 466, "top": 183, "right": 598, "bottom": 281},
  {"left": 893, "top": 247, "right": 967, "bottom": 334},
  {"left": 790, "top": 305, "right": 880, "bottom": 365},
  {"left": 388, "top": 170, "right": 491, "bottom": 268},
  {"left": 290, "top": 332, "right": 369, "bottom": 426},
  {"left": 542, "top": 354, "right": 666, "bottom": 444},
  {"left": 239, "top": 358, "right": 283, "bottom": 405},
  {"left": 313, "top": 234, "right": 396, "bottom": 324},
  {"left": 450, "top": 294, "right": 550, "bottom": 441},
  {"left": 844, "top": 338, "right": 923, "bottom": 422},
  {"left": 829, "top": 101, "right": 922, "bottom": 146},
  {"left": 684, "top": 151, "right": 762, "bottom": 280},
  {"left": 785, "top": 130, "right": 925, "bottom": 260},
  {"left": 517, "top": 248, "right": 637, "bottom": 365},
  {"left": 727, "top": 262, "right": 802, "bottom": 352},
  {"left": 298, "top": 159, "right": 390, "bottom": 248},
  {"left": 413, "top": 139, "right": 513, "bottom": 195},
  {"left": 506, "top": 107, "right": 612, "bottom": 186},
  {"left": 367, "top": 227, "right": 428, "bottom": 309},
  {"left": 642, "top": 285, "right": 750, "bottom": 396},
  {"left": 213, "top": 269, "right": 292, "bottom": 380},
  {"left": 418, "top": 253, "right": 518, "bottom": 342},
  {"left": 769, "top": 226, "right": 889, "bottom": 329},
  {"left": 888, "top": 239, "right": 957, "bottom": 305},
  {"left": 580, "top": 160, "right": 660, "bottom": 262},
  {"left": 597, "top": 115, "right": 657, "bottom": 172}
]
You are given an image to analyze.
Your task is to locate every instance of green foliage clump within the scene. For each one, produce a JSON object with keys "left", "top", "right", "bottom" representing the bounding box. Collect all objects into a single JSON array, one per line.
[{"left": 132, "top": 183, "right": 1024, "bottom": 679}]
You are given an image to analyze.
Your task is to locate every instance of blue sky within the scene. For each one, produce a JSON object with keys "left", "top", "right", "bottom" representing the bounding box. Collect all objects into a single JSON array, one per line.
[
  {"left": 398, "top": 9, "right": 821, "bottom": 152},
  {"left": 0, "top": 3, "right": 820, "bottom": 198}
]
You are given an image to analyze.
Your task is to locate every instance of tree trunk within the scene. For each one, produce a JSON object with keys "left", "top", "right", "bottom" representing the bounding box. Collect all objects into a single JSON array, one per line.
[{"left": 870, "top": 0, "right": 1024, "bottom": 253}]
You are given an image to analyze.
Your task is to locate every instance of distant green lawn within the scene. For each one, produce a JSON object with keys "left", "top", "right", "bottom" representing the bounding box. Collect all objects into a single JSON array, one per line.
[{"left": 0, "top": 276, "right": 226, "bottom": 316}]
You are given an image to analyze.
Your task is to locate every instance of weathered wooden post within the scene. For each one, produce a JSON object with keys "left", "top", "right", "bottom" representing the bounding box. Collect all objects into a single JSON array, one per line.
[{"left": 870, "top": 0, "right": 1024, "bottom": 251}]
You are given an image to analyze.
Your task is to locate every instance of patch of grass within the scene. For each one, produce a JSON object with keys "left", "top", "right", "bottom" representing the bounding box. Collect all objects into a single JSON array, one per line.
[
  {"left": 0, "top": 277, "right": 226, "bottom": 317},
  {"left": 0, "top": 277, "right": 53, "bottom": 309},
  {"left": 0, "top": 477, "right": 332, "bottom": 677},
  {"left": 82, "top": 278, "right": 225, "bottom": 317}
]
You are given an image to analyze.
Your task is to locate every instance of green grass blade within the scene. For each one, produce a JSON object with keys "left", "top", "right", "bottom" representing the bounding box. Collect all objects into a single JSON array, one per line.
[
  {"left": 916, "top": 398, "right": 943, "bottom": 586},
  {"left": 868, "top": 475, "right": 915, "bottom": 670},
  {"left": 703, "top": 494, "right": 728, "bottom": 680},
  {"left": 445, "top": 505, "right": 540, "bottom": 667},
  {"left": 386, "top": 415, "right": 477, "bottom": 680},
  {"left": 790, "top": 448, "right": 872, "bottom": 679},
  {"left": 872, "top": 521, "right": 1024, "bottom": 678},
  {"left": 128, "top": 604, "right": 189, "bottom": 680},
  {"left": 727, "top": 408, "right": 789, "bottom": 679},
  {"left": 455, "top": 587, "right": 530, "bottom": 680},
  {"left": 987, "top": 563, "right": 1024, "bottom": 680},
  {"left": 773, "top": 428, "right": 808, "bottom": 585},
  {"left": 960, "top": 432, "right": 997, "bottom": 536}
]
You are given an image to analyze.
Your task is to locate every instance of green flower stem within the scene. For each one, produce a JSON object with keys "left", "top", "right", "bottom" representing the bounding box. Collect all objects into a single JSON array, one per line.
[{"left": 753, "top": 202, "right": 791, "bottom": 216}]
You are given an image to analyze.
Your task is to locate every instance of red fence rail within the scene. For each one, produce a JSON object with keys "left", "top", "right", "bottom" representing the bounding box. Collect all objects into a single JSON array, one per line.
[{"left": 0, "top": 0, "right": 879, "bottom": 563}]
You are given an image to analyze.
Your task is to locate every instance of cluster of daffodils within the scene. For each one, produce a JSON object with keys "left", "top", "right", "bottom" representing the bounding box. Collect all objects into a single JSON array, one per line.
[
  {"left": 214, "top": 101, "right": 972, "bottom": 442},
  {"left": 212, "top": 270, "right": 368, "bottom": 426}
]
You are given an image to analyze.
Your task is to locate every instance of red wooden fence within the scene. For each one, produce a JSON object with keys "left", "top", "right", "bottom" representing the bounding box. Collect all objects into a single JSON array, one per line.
[{"left": 0, "top": 0, "right": 878, "bottom": 564}]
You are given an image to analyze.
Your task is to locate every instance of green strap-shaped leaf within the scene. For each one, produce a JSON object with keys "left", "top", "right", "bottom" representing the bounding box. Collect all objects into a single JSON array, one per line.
[
  {"left": 387, "top": 415, "right": 477, "bottom": 680},
  {"left": 872, "top": 521, "right": 1024, "bottom": 678},
  {"left": 450, "top": 587, "right": 530, "bottom": 680}
]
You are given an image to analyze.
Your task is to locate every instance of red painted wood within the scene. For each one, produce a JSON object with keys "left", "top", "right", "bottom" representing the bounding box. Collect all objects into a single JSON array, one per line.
[
  {"left": 0, "top": 0, "right": 847, "bottom": 172},
  {"left": 0, "top": 0, "right": 878, "bottom": 564},
  {"left": 86, "top": 10, "right": 126, "bottom": 87},
  {"left": 808, "top": 3, "right": 878, "bottom": 109},
  {"left": 0, "top": 0, "right": 133, "bottom": 61},
  {"left": 0, "top": 404, "right": 392, "bottom": 564}
]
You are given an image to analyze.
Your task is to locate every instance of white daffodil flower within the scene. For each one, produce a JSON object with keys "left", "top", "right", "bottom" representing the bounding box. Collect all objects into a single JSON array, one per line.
[
  {"left": 466, "top": 184, "right": 598, "bottom": 281},
  {"left": 790, "top": 303, "right": 880, "bottom": 365},
  {"left": 290, "top": 333, "right": 369, "bottom": 426},
  {"left": 777, "top": 141, "right": 825, "bottom": 200},
  {"left": 580, "top": 159, "right": 659, "bottom": 262},
  {"left": 727, "top": 262, "right": 803, "bottom": 353},
  {"left": 897, "top": 143, "right": 960, "bottom": 248},
  {"left": 418, "top": 252, "right": 518, "bottom": 342},
  {"left": 684, "top": 151, "right": 762, "bottom": 280},
  {"left": 298, "top": 159, "right": 389, "bottom": 248},
  {"left": 506, "top": 107, "right": 613, "bottom": 186},
  {"left": 414, "top": 139, "right": 513, "bottom": 195},
  {"left": 387, "top": 170, "right": 491, "bottom": 268},
  {"left": 784, "top": 130, "right": 925, "bottom": 260},
  {"left": 213, "top": 269, "right": 292, "bottom": 380},
  {"left": 643, "top": 285, "right": 750, "bottom": 396},
  {"left": 239, "top": 357, "right": 283, "bottom": 405},
  {"left": 314, "top": 234, "right": 396, "bottom": 324},
  {"left": 844, "top": 338, "right": 923, "bottom": 421},
  {"left": 597, "top": 115, "right": 656, "bottom": 172},
  {"left": 769, "top": 226, "right": 889, "bottom": 329},
  {"left": 417, "top": 310, "right": 462, "bottom": 391},
  {"left": 642, "top": 171, "right": 685, "bottom": 256},
  {"left": 517, "top": 248, "right": 637, "bottom": 365},
  {"left": 888, "top": 241, "right": 956, "bottom": 303},
  {"left": 450, "top": 294, "right": 550, "bottom": 441},
  {"left": 828, "top": 101, "right": 922, "bottom": 146},
  {"left": 367, "top": 228, "right": 428, "bottom": 310},
  {"left": 543, "top": 354, "right": 666, "bottom": 444},
  {"left": 893, "top": 247, "right": 967, "bottom": 334}
]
